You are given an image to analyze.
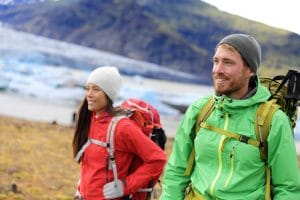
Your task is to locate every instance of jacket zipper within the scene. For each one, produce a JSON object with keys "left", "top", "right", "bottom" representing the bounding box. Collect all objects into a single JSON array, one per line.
[
  {"left": 210, "top": 113, "right": 229, "bottom": 196},
  {"left": 225, "top": 147, "right": 235, "bottom": 188}
]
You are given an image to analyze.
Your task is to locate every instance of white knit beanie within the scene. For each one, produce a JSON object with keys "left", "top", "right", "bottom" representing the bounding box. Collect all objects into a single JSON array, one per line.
[{"left": 86, "top": 66, "right": 121, "bottom": 102}]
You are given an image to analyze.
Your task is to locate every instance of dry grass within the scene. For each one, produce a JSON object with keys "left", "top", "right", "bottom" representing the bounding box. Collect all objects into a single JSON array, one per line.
[
  {"left": 0, "top": 115, "right": 174, "bottom": 200},
  {"left": 0, "top": 115, "right": 299, "bottom": 200},
  {"left": 0, "top": 115, "right": 79, "bottom": 200}
]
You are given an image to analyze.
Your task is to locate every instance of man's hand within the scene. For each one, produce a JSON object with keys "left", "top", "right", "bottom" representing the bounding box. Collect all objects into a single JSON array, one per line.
[{"left": 103, "top": 179, "right": 124, "bottom": 199}]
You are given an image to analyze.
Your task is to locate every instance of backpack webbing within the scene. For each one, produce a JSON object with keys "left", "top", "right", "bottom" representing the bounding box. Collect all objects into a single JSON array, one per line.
[
  {"left": 255, "top": 99, "right": 280, "bottom": 200},
  {"left": 185, "top": 98, "right": 280, "bottom": 200},
  {"left": 106, "top": 116, "right": 125, "bottom": 184},
  {"left": 75, "top": 115, "right": 156, "bottom": 199},
  {"left": 107, "top": 116, "right": 156, "bottom": 199},
  {"left": 255, "top": 99, "right": 280, "bottom": 162},
  {"left": 185, "top": 97, "right": 215, "bottom": 176}
]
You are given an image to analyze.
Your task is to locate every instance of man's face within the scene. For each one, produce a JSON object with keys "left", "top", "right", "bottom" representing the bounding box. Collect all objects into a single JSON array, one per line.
[{"left": 212, "top": 45, "right": 254, "bottom": 99}]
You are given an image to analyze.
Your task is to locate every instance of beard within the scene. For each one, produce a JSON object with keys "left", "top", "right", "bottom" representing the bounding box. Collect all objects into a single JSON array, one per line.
[{"left": 213, "top": 74, "right": 248, "bottom": 98}]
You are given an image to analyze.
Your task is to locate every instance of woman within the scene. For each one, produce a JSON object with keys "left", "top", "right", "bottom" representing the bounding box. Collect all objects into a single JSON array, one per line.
[{"left": 72, "top": 66, "right": 166, "bottom": 200}]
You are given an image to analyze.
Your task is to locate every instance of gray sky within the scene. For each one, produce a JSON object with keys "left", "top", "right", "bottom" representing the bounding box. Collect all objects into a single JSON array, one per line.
[{"left": 202, "top": 0, "right": 300, "bottom": 35}]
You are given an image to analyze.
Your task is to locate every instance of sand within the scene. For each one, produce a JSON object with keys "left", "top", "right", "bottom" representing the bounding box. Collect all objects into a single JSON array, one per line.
[{"left": 0, "top": 92, "right": 76, "bottom": 126}]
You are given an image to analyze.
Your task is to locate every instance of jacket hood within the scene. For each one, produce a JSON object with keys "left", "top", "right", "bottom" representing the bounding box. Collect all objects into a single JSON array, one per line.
[{"left": 213, "top": 76, "right": 271, "bottom": 113}]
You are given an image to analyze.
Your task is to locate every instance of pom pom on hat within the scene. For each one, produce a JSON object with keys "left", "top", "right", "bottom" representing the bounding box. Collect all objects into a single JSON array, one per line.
[
  {"left": 86, "top": 66, "right": 121, "bottom": 102},
  {"left": 217, "top": 34, "right": 261, "bottom": 73}
]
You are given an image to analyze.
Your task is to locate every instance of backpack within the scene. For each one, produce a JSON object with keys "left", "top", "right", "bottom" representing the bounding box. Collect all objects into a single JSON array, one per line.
[
  {"left": 120, "top": 98, "right": 167, "bottom": 150},
  {"left": 110, "top": 98, "right": 166, "bottom": 200},
  {"left": 185, "top": 70, "right": 299, "bottom": 200}
]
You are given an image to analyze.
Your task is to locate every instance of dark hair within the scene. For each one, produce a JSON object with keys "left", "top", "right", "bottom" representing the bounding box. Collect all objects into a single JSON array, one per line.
[{"left": 72, "top": 95, "right": 123, "bottom": 162}]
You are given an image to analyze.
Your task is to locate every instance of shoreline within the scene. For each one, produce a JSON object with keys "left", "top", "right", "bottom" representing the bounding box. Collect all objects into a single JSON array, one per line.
[
  {"left": 0, "top": 76, "right": 213, "bottom": 137},
  {"left": 0, "top": 92, "right": 182, "bottom": 137},
  {"left": 0, "top": 92, "right": 76, "bottom": 126},
  {"left": 1, "top": 91, "right": 299, "bottom": 155}
]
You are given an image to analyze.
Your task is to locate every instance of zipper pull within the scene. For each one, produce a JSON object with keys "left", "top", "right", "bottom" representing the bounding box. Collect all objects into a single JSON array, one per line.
[{"left": 230, "top": 146, "right": 236, "bottom": 158}]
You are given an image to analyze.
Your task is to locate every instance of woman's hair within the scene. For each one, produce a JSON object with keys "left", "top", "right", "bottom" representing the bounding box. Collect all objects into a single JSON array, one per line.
[{"left": 72, "top": 94, "right": 124, "bottom": 161}]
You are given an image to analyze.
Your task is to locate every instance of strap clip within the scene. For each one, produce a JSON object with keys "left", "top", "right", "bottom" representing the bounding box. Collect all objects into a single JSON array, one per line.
[{"left": 239, "top": 135, "right": 249, "bottom": 143}]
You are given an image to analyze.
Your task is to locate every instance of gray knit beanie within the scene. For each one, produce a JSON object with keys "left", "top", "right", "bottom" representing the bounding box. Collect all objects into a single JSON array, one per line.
[
  {"left": 217, "top": 34, "right": 261, "bottom": 73},
  {"left": 86, "top": 66, "right": 121, "bottom": 102}
]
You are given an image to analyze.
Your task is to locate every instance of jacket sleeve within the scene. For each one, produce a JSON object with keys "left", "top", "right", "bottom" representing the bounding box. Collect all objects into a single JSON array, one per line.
[
  {"left": 268, "top": 110, "right": 300, "bottom": 199},
  {"left": 117, "top": 119, "right": 167, "bottom": 195},
  {"left": 160, "top": 98, "right": 206, "bottom": 200}
]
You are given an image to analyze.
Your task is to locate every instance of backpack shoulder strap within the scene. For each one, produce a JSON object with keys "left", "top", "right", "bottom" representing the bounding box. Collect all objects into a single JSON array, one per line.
[
  {"left": 185, "top": 97, "right": 215, "bottom": 176},
  {"left": 195, "top": 97, "right": 215, "bottom": 133},
  {"left": 254, "top": 99, "right": 280, "bottom": 200},
  {"left": 108, "top": 115, "right": 159, "bottom": 197},
  {"left": 107, "top": 115, "right": 126, "bottom": 183},
  {"left": 254, "top": 99, "right": 280, "bottom": 162}
]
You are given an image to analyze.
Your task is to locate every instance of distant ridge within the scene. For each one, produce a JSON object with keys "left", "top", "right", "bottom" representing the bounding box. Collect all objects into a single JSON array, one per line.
[
  {"left": 0, "top": 25, "right": 204, "bottom": 84},
  {"left": 0, "top": 0, "right": 299, "bottom": 81}
]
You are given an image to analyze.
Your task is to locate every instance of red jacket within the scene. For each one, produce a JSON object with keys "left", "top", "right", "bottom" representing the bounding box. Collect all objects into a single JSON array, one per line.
[{"left": 79, "top": 112, "right": 166, "bottom": 200}]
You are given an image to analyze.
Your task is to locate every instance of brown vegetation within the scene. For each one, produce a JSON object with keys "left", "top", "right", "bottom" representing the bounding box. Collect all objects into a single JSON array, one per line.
[
  {"left": 0, "top": 115, "right": 298, "bottom": 199},
  {"left": 0, "top": 115, "right": 174, "bottom": 199},
  {"left": 0, "top": 115, "right": 79, "bottom": 199}
]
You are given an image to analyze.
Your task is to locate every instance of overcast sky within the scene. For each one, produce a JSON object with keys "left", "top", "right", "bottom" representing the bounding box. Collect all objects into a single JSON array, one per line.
[{"left": 202, "top": 0, "right": 300, "bottom": 35}]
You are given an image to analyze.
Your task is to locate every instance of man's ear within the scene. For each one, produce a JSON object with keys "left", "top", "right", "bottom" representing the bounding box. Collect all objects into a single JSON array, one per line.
[{"left": 245, "top": 64, "right": 255, "bottom": 77}]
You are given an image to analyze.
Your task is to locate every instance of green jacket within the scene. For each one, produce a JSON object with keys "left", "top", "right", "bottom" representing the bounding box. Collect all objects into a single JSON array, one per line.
[{"left": 160, "top": 82, "right": 300, "bottom": 200}]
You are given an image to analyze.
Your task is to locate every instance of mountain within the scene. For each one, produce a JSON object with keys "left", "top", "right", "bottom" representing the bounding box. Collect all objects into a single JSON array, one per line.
[
  {"left": 0, "top": 25, "right": 210, "bottom": 116},
  {"left": 0, "top": 0, "right": 299, "bottom": 83},
  {"left": 0, "top": 0, "right": 43, "bottom": 5},
  {"left": 0, "top": 25, "right": 201, "bottom": 84}
]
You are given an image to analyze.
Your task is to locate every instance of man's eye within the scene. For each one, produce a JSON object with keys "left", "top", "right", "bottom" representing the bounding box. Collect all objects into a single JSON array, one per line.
[{"left": 225, "top": 61, "right": 233, "bottom": 64}]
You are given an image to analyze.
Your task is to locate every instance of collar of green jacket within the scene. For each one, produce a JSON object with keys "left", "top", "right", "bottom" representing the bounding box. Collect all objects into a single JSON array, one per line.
[{"left": 214, "top": 76, "right": 271, "bottom": 113}]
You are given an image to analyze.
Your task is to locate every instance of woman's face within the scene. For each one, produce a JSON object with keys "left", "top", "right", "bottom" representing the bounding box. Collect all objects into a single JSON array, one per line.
[{"left": 85, "top": 83, "right": 108, "bottom": 116}]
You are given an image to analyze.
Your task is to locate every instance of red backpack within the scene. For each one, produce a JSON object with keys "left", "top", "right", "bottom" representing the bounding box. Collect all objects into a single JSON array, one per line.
[
  {"left": 115, "top": 99, "right": 166, "bottom": 199},
  {"left": 120, "top": 98, "right": 166, "bottom": 150}
]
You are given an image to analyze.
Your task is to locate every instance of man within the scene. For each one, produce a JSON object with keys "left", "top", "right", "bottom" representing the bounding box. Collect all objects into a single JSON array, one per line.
[{"left": 160, "top": 34, "right": 300, "bottom": 199}]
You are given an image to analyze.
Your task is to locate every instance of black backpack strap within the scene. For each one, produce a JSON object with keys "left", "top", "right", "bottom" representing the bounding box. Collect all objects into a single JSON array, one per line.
[
  {"left": 271, "top": 70, "right": 299, "bottom": 121},
  {"left": 270, "top": 74, "right": 289, "bottom": 99},
  {"left": 285, "top": 70, "right": 300, "bottom": 100}
]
